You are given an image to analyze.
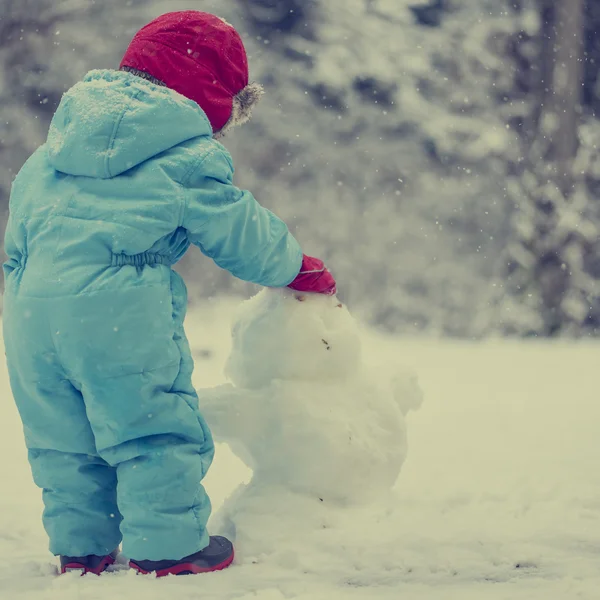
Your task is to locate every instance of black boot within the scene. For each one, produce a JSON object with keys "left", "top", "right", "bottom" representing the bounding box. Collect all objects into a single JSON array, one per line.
[
  {"left": 130, "top": 536, "right": 234, "bottom": 577},
  {"left": 60, "top": 550, "right": 118, "bottom": 575}
]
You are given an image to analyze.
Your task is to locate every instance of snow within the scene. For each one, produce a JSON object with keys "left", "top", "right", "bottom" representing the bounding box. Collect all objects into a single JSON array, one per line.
[{"left": 1, "top": 296, "right": 600, "bottom": 599}]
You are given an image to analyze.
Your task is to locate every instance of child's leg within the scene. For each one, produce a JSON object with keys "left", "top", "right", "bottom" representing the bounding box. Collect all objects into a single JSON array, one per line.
[
  {"left": 29, "top": 448, "right": 121, "bottom": 558},
  {"left": 3, "top": 302, "right": 122, "bottom": 557}
]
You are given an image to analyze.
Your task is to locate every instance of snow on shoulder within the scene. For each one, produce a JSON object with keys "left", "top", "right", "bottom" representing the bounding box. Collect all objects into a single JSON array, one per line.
[{"left": 200, "top": 289, "right": 422, "bottom": 563}]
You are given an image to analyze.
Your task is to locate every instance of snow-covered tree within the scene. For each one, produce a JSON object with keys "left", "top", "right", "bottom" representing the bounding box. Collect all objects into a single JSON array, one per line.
[{"left": 499, "top": 0, "right": 600, "bottom": 336}]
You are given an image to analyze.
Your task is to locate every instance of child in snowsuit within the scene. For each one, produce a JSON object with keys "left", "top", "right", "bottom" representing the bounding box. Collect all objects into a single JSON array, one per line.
[{"left": 2, "top": 11, "right": 336, "bottom": 577}]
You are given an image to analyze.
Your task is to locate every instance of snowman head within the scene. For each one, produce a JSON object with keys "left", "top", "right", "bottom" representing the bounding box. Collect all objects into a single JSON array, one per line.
[{"left": 225, "top": 289, "right": 362, "bottom": 389}]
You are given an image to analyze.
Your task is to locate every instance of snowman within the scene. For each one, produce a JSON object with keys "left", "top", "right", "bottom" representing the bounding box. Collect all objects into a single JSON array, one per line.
[{"left": 200, "top": 289, "right": 422, "bottom": 562}]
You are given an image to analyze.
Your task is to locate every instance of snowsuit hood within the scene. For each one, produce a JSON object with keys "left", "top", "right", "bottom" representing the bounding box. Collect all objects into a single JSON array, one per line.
[{"left": 47, "top": 69, "right": 212, "bottom": 179}]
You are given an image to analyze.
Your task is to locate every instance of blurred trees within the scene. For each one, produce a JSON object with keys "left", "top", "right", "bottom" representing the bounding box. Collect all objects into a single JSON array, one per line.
[
  {"left": 501, "top": 0, "right": 600, "bottom": 336},
  {"left": 226, "top": 0, "right": 516, "bottom": 335},
  {"left": 238, "top": 0, "right": 316, "bottom": 37}
]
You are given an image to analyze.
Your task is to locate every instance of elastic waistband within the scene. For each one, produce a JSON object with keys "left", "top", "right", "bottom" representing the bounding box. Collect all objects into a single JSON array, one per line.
[{"left": 111, "top": 252, "right": 167, "bottom": 267}]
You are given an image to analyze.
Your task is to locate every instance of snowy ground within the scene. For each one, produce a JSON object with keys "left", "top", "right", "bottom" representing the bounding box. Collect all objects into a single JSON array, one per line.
[{"left": 0, "top": 296, "right": 599, "bottom": 599}]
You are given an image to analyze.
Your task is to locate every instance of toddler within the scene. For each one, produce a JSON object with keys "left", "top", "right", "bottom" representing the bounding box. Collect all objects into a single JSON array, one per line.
[{"left": 2, "top": 11, "right": 335, "bottom": 577}]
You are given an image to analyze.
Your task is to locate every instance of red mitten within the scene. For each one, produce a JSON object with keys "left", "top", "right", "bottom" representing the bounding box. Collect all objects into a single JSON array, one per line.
[{"left": 288, "top": 255, "right": 337, "bottom": 296}]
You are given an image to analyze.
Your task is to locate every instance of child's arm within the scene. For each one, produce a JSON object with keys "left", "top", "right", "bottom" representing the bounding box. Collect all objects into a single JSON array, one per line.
[{"left": 181, "top": 146, "right": 303, "bottom": 288}]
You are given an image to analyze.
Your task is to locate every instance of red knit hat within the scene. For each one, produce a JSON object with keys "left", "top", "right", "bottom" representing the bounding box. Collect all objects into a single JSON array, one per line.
[{"left": 120, "top": 11, "right": 263, "bottom": 134}]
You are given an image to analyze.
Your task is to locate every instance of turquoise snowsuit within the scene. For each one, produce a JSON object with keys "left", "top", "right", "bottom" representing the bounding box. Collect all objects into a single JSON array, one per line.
[{"left": 2, "top": 70, "right": 302, "bottom": 561}]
